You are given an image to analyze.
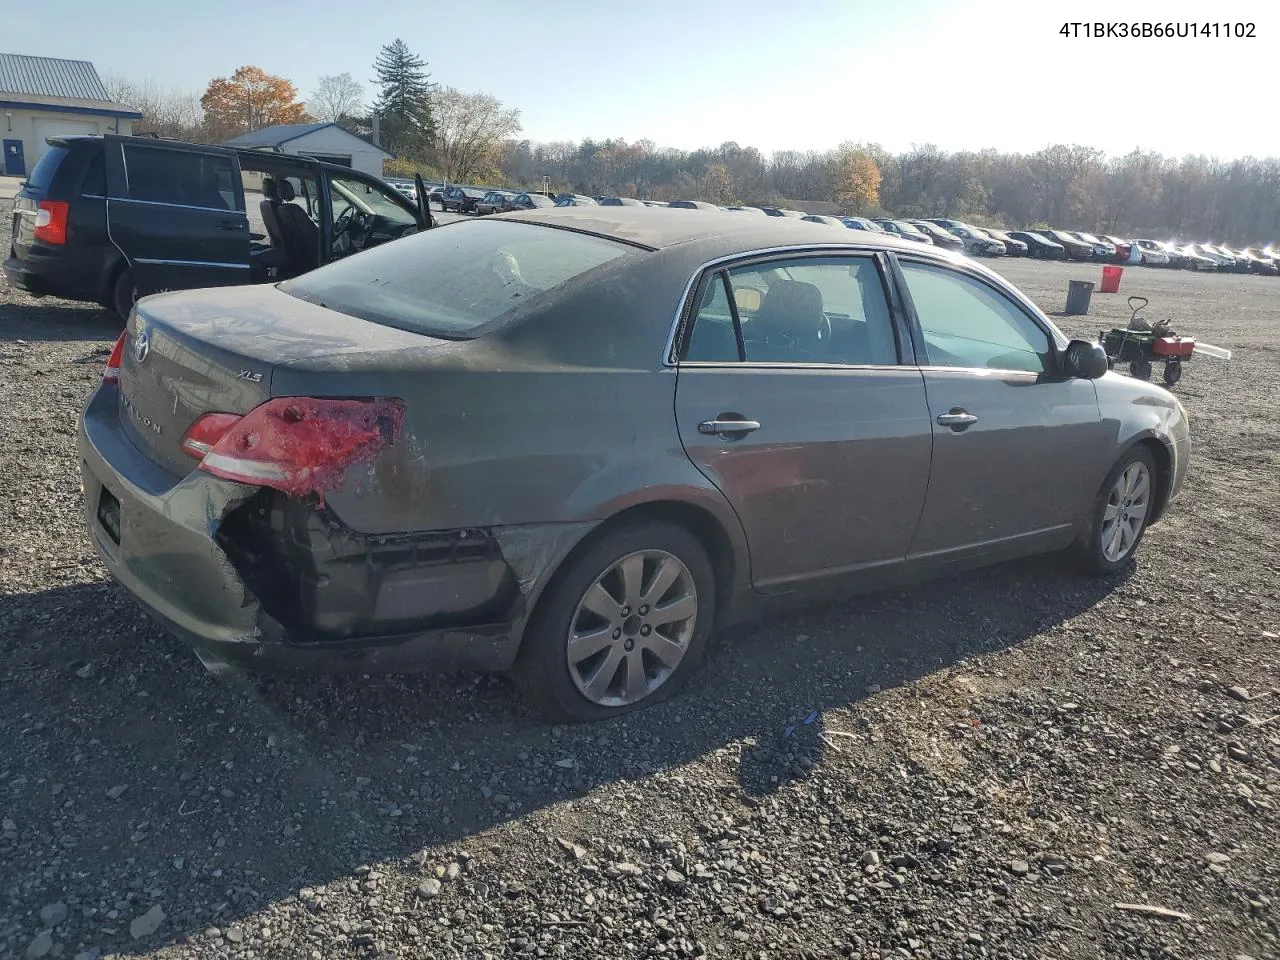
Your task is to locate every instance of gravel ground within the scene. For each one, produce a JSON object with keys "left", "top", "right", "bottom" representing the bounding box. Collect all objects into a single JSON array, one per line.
[{"left": 2, "top": 210, "right": 1278, "bottom": 960}]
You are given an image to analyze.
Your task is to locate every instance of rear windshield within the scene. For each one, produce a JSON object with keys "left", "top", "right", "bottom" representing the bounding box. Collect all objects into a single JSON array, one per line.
[
  {"left": 280, "top": 220, "right": 634, "bottom": 338},
  {"left": 26, "top": 146, "right": 68, "bottom": 192}
]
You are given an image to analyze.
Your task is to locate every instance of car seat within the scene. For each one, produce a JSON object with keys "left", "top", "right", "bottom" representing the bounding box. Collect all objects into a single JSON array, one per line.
[
  {"left": 747, "top": 280, "right": 829, "bottom": 362},
  {"left": 259, "top": 178, "right": 287, "bottom": 246},
  {"left": 273, "top": 179, "right": 321, "bottom": 271}
]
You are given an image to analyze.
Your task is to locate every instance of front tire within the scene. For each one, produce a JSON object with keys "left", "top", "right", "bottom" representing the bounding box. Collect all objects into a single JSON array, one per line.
[
  {"left": 1072, "top": 446, "right": 1157, "bottom": 576},
  {"left": 515, "top": 521, "right": 716, "bottom": 722}
]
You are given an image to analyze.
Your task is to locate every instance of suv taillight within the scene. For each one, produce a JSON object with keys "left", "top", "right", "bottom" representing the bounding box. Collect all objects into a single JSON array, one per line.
[
  {"left": 182, "top": 398, "right": 405, "bottom": 498},
  {"left": 103, "top": 332, "right": 127, "bottom": 383},
  {"left": 34, "top": 200, "right": 70, "bottom": 245}
]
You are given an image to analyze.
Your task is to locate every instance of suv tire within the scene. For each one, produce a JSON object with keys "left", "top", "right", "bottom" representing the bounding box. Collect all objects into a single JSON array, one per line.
[{"left": 112, "top": 269, "right": 137, "bottom": 320}]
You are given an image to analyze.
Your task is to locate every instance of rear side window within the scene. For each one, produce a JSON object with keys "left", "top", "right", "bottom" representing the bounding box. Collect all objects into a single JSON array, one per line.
[
  {"left": 683, "top": 256, "right": 898, "bottom": 366},
  {"left": 280, "top": 220, "right": 633, "bottom": 338},
  {"left": 122, "top": 145, "right": 241, "bottom": 211},
  {"left": 26, "top": 146, "right": 68, "bottom": 192},
  {"left": 80, "top": 152, "right": 105, "bottom": 196}
]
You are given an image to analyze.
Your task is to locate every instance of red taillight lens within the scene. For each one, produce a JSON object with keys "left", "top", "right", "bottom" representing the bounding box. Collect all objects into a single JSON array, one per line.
[
  {"left": 180, "top": 412, "right": 243, "bottom": 459},
  {"left": 103, "top": 331, "right": 127, "bottom": 383},
  {"left": 34, "top": 200, "right": 69, "bottom": 245},
  {"left": 190, "top": 397, "right": 406, "bottom": 499}
]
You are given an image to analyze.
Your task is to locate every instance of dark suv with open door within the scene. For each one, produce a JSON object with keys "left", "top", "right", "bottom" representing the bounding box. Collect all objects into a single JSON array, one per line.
[{"left": 4, "top": 134, "right": 431, "bottom": 317}]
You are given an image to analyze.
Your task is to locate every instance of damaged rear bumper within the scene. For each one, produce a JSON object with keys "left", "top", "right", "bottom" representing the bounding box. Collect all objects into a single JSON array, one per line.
[{"left": 79, "top": 386, "right": 591, "bottom": 674}]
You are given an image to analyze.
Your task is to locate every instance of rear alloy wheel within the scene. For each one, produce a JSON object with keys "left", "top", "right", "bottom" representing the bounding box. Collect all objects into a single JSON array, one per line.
[
  {"left": 516, "top": 522, "right": 715, "bottom": 722},
  {"left": 1073, "top": 446, "right": 1157, "bottom": 575}
]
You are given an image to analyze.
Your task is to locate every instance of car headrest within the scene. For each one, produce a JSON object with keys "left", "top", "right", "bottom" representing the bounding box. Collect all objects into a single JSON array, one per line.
[
  {"left": 756, "top": 280, "right": 825, "bottom": 335},
  {"left": 261, "top": 177, "right": 278, "bottom": 202},
  {"left": 277, "top": 179, "right": 297, "bottom": 202}
]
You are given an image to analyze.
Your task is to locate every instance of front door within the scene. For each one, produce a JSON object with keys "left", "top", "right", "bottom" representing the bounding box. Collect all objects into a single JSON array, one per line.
[
  {"left": 322, "top": 171, "right": 421, "bottom": 261},
  {"left": 2, "top": 139, "right": 24, "bottom": 177},
  {"left": 893, "top": 257, "right": 1112, "bottom": 560},
  {"left": 103, "top": 137, "right": 250, "bottom": 297},
  {"left": 674, "top": 254, "right": 933, "bottom": 592}
]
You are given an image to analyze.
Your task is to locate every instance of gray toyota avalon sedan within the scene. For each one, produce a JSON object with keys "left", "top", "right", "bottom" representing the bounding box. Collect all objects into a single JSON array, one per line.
[{"left": 79, "top": 209, "right": 1190, "bottom": 721}]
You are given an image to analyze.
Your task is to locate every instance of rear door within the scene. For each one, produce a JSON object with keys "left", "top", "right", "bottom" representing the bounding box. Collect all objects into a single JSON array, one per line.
[
  {"left": 674, "top": 253, "right": 933, "bottom": 593},
  {"left": 892, "top": 256, "right": 1110, "bottom": 561},
  {"left": 103, "top": 136, "right": 250, "bottom": 297}
]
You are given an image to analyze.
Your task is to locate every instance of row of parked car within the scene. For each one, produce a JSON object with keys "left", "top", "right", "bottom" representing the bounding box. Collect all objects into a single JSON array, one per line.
[
  {"left": 857, "top": 217, "right": 1280, "bottom": 275},
  {"left": 387, "top": 179, "right": 1280, "bottom": 274}
]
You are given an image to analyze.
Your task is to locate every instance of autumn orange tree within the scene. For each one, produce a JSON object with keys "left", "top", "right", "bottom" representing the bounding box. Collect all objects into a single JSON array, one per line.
[
  {"left": 201, "top": 66, "right": 307, "bottom": 141},
  {"left": 832, "top": 144, "right": 882, "bottom": 214}
]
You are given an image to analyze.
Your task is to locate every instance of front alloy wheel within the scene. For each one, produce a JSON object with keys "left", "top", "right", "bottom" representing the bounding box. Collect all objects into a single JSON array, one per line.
[
  {"left": 1074, "top": 446, "right": 1158, "bottom": 575},
  {"left": 1100, "top": 460, "right": 1151, "bottom": 563}
]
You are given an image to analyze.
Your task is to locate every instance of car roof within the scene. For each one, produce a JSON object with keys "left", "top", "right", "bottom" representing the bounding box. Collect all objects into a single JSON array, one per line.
[{"left": 498, "top": 207, "right": 929, "bottom": 256}]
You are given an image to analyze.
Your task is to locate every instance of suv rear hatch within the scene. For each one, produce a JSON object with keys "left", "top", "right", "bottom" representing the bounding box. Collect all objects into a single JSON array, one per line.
[
  {"left": 116, "top": 284, "right": 442, "bottom": 477},
  {"left": 9, "top": 142, "right": 70, "bottom": 260}
]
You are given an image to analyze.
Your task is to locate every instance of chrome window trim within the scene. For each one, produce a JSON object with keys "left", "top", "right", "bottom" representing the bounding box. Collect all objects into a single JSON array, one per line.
[
  {"left": 113, "top": 196, "right": 238, "bottom": 215},
  {"left": 663, "top": 242, "right": 960, "bottom": 367},
  {"left": 677, "top": 362, "right": 908, "bottom": 372},
  {"left": 134, "top": 257, "right": 250, "bottom": 270}
]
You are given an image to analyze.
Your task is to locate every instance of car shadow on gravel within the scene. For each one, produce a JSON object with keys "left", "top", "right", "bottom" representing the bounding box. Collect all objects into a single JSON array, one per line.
[
  {"left": 0, "top": 555, "right": 1126, "bottom": 945},
  {"left": 0, "top": 301, "right": 121, "bottom": 341}
]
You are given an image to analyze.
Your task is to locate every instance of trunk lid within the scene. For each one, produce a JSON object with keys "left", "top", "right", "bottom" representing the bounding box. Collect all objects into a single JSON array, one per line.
[{"left": 117, "top": 284, "right": 443, "bottom": 476}]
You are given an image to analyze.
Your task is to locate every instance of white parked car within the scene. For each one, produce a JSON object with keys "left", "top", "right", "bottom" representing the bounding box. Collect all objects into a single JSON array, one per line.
[
  {"left": 1132, "top": 239, "right": 1171, "bottom": 266},
  {"left": 1187, "top": 243, "right": 1234, "bottom": 269},
  {"left": 1179, "top": 245, "right": 1219, "bottom": 270}
]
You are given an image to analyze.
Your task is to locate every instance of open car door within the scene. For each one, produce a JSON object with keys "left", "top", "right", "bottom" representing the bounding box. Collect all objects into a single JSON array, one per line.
[
  {"left": 102, "top": 136, "right": 250, "bottom": 299},
  {"left": 414, "top": 173, "right": 433, "bottom": 229}
]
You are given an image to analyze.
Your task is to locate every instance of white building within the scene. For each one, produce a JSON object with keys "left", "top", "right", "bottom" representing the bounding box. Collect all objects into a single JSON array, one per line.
[
  {"left": 1, "top": 53, "right": 140, "bottom": 177},
  {"left": 224, "top": 123, "right": 392, "bottom": 178}
]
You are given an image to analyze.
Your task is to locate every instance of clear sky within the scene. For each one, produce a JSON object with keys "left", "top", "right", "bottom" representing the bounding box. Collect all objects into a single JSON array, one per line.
[{"left": 6, "top": 0, "right": 1275, "bottom": 158}]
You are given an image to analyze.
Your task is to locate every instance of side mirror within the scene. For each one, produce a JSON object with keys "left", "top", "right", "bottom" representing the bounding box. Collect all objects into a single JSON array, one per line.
[{"left": 1063, "top": 339, "right": 1109, "bottom": 379}]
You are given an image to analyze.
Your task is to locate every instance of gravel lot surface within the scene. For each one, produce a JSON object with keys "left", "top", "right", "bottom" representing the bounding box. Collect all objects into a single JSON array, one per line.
[{"left": 2, "top": 208, "right": 1278, "bottom": 960}]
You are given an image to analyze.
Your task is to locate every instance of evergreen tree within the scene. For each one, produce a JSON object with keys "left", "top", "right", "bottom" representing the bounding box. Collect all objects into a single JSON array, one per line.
[{"left": 371, "top": 39, "right": 435, "bottom": 158}]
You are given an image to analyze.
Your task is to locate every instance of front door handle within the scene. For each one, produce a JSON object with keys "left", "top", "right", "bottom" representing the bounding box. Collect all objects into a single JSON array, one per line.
[
  {"left": 937, "top": 409, "right": 979, "bottom": 429},
  {"left": 216, "top": 220, "right": 245, "bottom": 231},
  {"left": 698, "top": 418, "right": 762, "bottom": 436}
]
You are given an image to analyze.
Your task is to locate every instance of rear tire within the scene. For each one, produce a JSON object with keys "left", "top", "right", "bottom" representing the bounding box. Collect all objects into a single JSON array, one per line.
[
  {"left": 1072, "top": 446, "right": 1158, "bottom": 576},
  {"left": 112, "top": 269, "right": 137, "bottom": 320},
  {"left": 515, "top": 521, "right": 716, "bottom": 722}
]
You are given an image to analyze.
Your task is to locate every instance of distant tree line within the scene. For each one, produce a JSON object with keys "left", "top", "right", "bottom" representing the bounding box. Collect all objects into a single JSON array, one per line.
[{"left": 493, "top": 139, "right": 1280, "bottom": 244}]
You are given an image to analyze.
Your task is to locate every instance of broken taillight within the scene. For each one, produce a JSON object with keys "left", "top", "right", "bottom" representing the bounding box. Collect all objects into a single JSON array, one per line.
[
  {"left": 102, "top": 332, "right": 127, "bottom": 383},
  {"left": 180, "top": 412, "right": 244, "bottom": 458},
  {"left": 185, "top": 397, "right": 406, "bottom": 499},
  {"left": 34, "top": 200, "right": 70, "bottom": 245}
]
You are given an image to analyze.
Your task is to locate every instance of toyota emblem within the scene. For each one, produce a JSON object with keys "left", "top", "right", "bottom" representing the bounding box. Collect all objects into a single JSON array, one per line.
[{"left": 133, "top": 330, "right": 150, "bottom": 364}]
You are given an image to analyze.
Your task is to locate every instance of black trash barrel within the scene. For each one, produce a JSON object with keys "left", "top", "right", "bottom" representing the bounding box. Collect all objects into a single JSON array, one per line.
[{"left": 1065, "top": 279, "right": 1094, "bottom": 315}]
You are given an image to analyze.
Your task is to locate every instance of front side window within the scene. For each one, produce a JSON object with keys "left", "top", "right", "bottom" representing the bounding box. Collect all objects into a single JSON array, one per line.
[
  {"left": 682, "top": 257, "right": 899, "bottom": 366},
  {"left": 123, "top": 146, "right": 239, "bottom": 211},
  {"left": 281, "top": 219, "right": 632, "bottom": 338},
  {"left": 899, "top": 261, "right": 1053, "bottom": 373}
]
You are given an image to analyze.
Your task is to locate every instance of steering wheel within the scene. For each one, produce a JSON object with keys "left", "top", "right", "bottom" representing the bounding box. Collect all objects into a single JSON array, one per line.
[
  {"left": 816, "top": 313, "right": 833, "bottom": 345},
  {"left": 333, "top": 206, "right": 375, "bottom": 252}
]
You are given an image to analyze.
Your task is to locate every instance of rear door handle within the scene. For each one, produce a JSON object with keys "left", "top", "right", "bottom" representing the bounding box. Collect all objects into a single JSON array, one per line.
[
  {"left": 698, "top": 418, "right": 761, "bottom": 436},
  {"left": 936, "top": 409, "right": 979, "bottom": 429},
  {"left": 216, "top": 220, "right": 245, "bottom": 231}
]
